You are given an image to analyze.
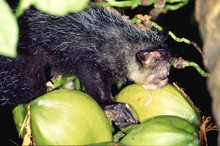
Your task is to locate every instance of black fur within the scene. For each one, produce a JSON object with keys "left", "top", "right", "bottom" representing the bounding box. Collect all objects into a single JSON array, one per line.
[{"left": 0, "top": 6, "right": 171, "bottom": 109}]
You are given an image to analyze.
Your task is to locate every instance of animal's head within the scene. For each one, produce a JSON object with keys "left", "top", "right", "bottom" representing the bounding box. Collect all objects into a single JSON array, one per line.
[
  {"left": 128, "top": 46, "right": 171, "bottom": 89},
  {"left": 124, "top": 26, "right": 172, "bottom": 89}
]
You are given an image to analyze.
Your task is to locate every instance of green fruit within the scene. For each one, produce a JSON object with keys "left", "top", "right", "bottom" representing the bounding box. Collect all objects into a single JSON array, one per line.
[
  {"left": 115, "top": 84, "right": 200, "bottom": 126},
  {"left": 12, "top": 104, "right": 28, "bottom": 137},
  {"left": 30, "top": 89, "right": 112, "bottom": 145},
  {"left": 89, "top": 141, "right": 124, "bottom": 146},
  {"left": 120, "top": 115, "right": 200, "bottom": 145}
]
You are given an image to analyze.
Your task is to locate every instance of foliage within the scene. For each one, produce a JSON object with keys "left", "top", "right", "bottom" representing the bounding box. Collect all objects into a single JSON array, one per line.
[{"left": 0, "top": 0, "right": 18, "bottom": 58}]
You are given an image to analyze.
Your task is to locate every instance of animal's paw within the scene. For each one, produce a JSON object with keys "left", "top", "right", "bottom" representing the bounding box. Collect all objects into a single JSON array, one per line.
[{"left": 103, "top": 102, "right": 138, "bottom": 128}]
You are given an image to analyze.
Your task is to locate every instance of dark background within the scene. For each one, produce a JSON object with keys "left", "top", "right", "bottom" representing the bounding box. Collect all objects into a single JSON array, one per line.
[{"left": 1, "top": 0, "right": 218, "bottom": 145}]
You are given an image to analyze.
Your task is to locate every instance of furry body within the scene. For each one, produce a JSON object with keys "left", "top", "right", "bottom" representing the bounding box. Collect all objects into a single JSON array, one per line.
[{"left": 0, "top": 6, "right": 171, "bottom": 109}]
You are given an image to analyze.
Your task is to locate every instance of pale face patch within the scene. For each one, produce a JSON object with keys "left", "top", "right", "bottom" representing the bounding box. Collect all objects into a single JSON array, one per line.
[{"left": 127, "top": 49, "right": 171, "bottom": 90}]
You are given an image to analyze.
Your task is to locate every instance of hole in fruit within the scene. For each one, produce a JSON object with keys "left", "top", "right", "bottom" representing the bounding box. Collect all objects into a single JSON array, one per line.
[{"left": 144, "top": 95, "right": 152, "bottom": 106}]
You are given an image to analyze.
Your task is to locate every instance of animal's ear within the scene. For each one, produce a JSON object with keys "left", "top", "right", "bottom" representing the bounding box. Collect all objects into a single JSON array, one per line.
[{"left": 136, "top": 48, "right": 170, "bottom": 66}]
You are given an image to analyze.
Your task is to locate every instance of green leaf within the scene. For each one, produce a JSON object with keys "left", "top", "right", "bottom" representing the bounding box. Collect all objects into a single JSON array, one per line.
[
  {"left": 15, "top": 0, "right": 32, "bottom": 18},
  {"left": 32, "top": 0, "right": 89, "bottom": 16},
  {"left": 0, "top": 0, "right": 18, "bottom": 58}
]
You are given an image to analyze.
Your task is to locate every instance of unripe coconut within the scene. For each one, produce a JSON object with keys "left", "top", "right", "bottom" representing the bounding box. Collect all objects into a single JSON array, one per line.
[
  {"left": 115, "top": 84, "right": 200, "bottom": 126},
  {"left": 13, "top": 89, "right": 112, "bottom": 145},
  {"left": 120, "top": 115, "right": 200, "bottom": 145}
]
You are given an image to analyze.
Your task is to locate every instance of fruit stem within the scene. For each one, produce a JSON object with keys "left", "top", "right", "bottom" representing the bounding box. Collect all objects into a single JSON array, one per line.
[{"left": 171, "top": 57, "right": 209, "bottom": 77}]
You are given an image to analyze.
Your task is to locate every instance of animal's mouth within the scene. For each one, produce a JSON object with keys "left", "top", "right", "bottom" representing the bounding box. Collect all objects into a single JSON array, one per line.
[
  {"left": 141, "top": 77, "right": 169, "bottom": 90},
  {"left": 141, "top": 69, "right": 170, "bottom": 90}
]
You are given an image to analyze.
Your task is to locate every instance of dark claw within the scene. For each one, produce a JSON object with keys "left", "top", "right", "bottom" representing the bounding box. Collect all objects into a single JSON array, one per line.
[{"left": 103, "top": 103, "right": 138, "bottom": 128}]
